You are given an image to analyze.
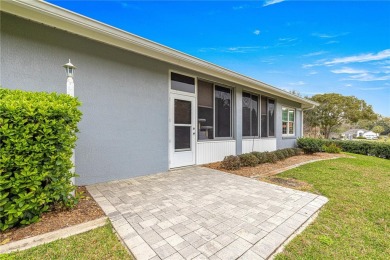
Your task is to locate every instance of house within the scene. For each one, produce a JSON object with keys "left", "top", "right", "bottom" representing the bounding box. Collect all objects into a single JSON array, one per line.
[
  {"left": 363, "top": 131, "right": 379, "bottom": 140},
  {"left": 0, "top": 0, "right": 317, "bottom": 185},
  {"left": 342, "top": 129, "right": 378, "bottom": 140}
]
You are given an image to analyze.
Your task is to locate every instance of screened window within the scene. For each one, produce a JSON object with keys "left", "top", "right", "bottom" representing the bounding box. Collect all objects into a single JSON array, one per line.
[
  {"left": 171, "top": 72, "right": 195, "bottom": 93},
  {"left": 282, "top": 107, "right": 295, "bottom": 135},
  {"left": 198, "top": 80, "right": 214, "bottom": 140},
  {"left": 215, "top": 86, "right": 232, "bottom": 137},
  {"left": 268, "top": 99, "right": 275, "bottom": 137},
  {"left": 242, "top": 92, "right": 259, "bottom": 137},
  {"left": 197, "top": 80, "right": 233, "bottom": 140},
  {"left": 261, "top": 96, "right": 275, "bottom": 137}
]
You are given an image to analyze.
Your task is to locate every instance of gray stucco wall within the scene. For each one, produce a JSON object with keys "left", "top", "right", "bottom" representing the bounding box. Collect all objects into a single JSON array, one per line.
[
  {"left": 276, "top": 97, "right": 302, "bottom": 149},
  {"left": 1, "top": 12, "right": 304, "bottom": 184},
  {"left": 1, "top": 13, "right": 170, "bottom": 185}
]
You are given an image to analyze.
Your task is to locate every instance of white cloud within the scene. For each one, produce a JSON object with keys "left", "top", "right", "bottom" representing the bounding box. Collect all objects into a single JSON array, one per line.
[
  {"left": 304, "top": 49, "right": 390, "bottom": 69},
  {"left": 325, "top": 40, "right": 339, "bottom": 45},
  {"left": 308, "top": 71, "right": 318, "bottom": 75},
  {"left": 331, "top": 67, "right": 368, "bottom": 74},
  {"left": 253, "top": 30, "right": 261, "bottom": 35},
  {"left": 312, "top": 32, "right": 349, "bottom": 39},
  {"left": 260, "top": 57, "right": 277, "bottom": 64},
  {"left": 344, "top": 84, "right": 353, "bottom": 87},
  {"left": 331, "top": 67, "right": 390, "bottom": 81},
  {"left": 199, "top": 46, "right": 263, "bottom": 53},
  {"left": 289, "top": 81, "right": 305, "bottom": 86},
  {"left": 359, "top": 87, "right": 389, "bottom": 91},
  {"left": 302, "top": 64, "right": 315, "bottom": 69},
  {"left": 278, "top": 37, "right": 296, "bottom": 42},
  {"left": 346, "top": 74, "right": 390, "bottom": 81},
  {"left": 312, "top": 33, "right": 335, "bottom": 39},
  {"left": 233, "top": 6, "right": 245, "bottom": 10},
  {"left": 303, "top": 51, "right": 327, "bottom": 57},
  {"left": 325, "top": 49, "right": 390, "bottom": 66},
  {"left": 263, "top": 0, "right": 285, "bottom": 7}
]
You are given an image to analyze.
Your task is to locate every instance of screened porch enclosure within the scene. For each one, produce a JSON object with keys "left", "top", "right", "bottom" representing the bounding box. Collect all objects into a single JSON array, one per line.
[{"left": 170, "top": 71, "right": 297, "bottom": 166}]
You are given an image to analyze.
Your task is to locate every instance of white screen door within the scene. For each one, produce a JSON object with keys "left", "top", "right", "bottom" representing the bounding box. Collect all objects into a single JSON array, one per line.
[{"left": 169, "top": 93, "right": 196, "bottom": 168}]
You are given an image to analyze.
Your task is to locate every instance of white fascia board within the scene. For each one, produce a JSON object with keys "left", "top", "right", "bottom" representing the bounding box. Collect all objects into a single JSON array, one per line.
[{"left": 1, "top": 0, "right": 318, "bottom": 108}]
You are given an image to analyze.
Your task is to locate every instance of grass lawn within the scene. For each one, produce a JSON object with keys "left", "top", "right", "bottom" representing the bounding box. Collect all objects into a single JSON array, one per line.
[
  {"left": 275, "top": 154, "right": 390, "bottom": 259},
  {"left": 1, "top": 224, "right": 131, "bottom": 260}
]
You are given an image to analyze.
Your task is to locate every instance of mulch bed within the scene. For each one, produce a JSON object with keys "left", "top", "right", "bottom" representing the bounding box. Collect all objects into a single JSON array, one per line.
[
  {"left": 0, "top": 186, "right": 105, "bottom": 245},
  {"left": 206, "top": 153, "right": 349, "bottom": 190},
  {"left": 206, "top": 152, "right": 347, "bottom": 178}
]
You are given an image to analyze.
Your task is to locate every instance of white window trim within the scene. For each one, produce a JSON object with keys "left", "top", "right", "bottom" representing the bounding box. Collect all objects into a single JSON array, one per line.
[{"left": 282, "top": 106, "right": 296, "bottom": 136}]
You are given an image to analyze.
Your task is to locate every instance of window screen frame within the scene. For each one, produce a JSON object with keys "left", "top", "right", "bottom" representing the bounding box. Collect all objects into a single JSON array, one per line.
[
  {"left": 260, "top": 96, "right": 276, "bottom": 138},
  {"left": 197, "top": 78, "right": 234, "bottom": 141},
  {"left": 242, "top": 91, "right": 260, "bottom": 138}
]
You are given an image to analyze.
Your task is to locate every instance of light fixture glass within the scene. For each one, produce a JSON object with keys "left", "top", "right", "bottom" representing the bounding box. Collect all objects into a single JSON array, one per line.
[{"left": 63, "top": 59, "right": 76, "bottom": 77}]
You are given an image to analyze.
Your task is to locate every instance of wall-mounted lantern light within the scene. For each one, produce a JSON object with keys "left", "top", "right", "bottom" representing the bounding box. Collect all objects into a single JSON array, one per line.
[{"left": 63, "top": 59, "right": 76, "bottom": 78}]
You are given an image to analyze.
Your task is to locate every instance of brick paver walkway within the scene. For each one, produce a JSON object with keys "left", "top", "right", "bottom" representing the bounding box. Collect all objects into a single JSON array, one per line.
[{"left": 87, "top": 167, "right": 328, "bottom": 260}]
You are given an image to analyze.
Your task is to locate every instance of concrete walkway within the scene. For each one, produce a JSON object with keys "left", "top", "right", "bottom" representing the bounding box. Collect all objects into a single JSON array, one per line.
[{"left": 87, "top": 167, "right": 328, "bottom": 260}]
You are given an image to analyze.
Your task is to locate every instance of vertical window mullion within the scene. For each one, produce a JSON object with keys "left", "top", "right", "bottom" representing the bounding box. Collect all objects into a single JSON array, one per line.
[
  {"left": 250, "top": 97, "right": 252, "bottom": 136},
  {"left": 213, "top": 84, "right": 215, "bottom": 139},
  {"left": 230, "top": 88, "right": 233, "bottom": 138},
  {"left": 267, "top": 98, "right": 269, "bottom": 137},
  {"left": 287, "top": 109, "right": 290, "bottom": 135}
]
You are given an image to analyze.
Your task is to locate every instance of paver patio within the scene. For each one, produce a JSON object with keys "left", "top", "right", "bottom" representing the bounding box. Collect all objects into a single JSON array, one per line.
[{"left": 87, "top": 167, "right": 328, "bottom": 260}]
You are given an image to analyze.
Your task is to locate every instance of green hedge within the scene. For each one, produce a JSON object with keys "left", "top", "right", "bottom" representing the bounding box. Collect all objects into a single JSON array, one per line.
[
  {"left": 221, "top": 148, "right": 302, "bottom": 170},
  {"left": 0, "top": 88, "right": 82, "bottom": 231},
  {"left": 297, "top": 138, "right": 390, "bottom": 159}
]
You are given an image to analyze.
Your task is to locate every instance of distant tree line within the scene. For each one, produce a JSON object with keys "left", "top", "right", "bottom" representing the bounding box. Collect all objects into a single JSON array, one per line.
[{"left": 289, "top": 91, "right": 388, "bottom": 139}]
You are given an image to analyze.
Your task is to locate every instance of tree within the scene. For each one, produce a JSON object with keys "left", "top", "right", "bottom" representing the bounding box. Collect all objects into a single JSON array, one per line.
[
  {"left": 373, "top": 117, "right": 390, "bottom": 135},
  {"left": 355, "top": 118, "right": 376, "bottom": 130},
  {"left": 303, "top": 107, "right": 320, "bottom": 137},
  {"left": 305, "top": 93, "right": 377, "bottom": 139},
  {"left": 289, "top": 90, "right": 302, "bottom": 97},
  {"left": 372, "top": 125, "right": 385, "bottom": 135}
]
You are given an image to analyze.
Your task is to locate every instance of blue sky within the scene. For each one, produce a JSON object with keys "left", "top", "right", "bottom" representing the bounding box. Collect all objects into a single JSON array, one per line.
[{"left": 49, "top": 0, "right": 390, "bottom": 116}]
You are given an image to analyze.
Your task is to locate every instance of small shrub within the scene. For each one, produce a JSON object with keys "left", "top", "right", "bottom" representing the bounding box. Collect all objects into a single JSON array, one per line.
[
  {"left": 297, "top": 138, "right": 325, "bottom": 154},
  {"left": 274, "top": 150, "right": 287, "bottom": 160},
  {"left": 265, "top": 152, "right": 278, "bottom": 163},
  {"left": 282, "top": 148, "right": 293, "bottom": 158},
  {"left": 239, "top": 153, "right": 259, "bottom": 167},
  {"left": 221, "top": 155, "right": 241, "bottom": 170},
  {"left": 293, "top": 148, "right": 303, "bottom": 156},
  {"left": 322, "top": 143, "right": 341, "bottom": 153},
  {"left": 356, "top": 136, "right": 366, "bottom": 139},
  {"left": 286, "top": 148, "right": 297, "bottom": 157},
  {"left": 251, "top": 152, "right": 268, "bottom": 164}
]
